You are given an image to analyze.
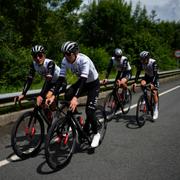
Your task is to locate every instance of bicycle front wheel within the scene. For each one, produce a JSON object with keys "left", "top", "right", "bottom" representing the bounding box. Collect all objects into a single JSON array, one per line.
[
  {"left": 11, "top": 111, "right": 44, "bottom": 159},
  {"left": 136, "top": 95, "right": 147, "bottom": 127},
  {"left": 121, "top": 88, "right": 132, "bottom": 114},
  {"left": 96, "top": 105, "right": 107, "bottom": 146},
  {"left": 45, "top": 117, "right": 76, "bottom": 170},
  {"left": 103, "top": 92, "right": 118, "bottom": 121}
]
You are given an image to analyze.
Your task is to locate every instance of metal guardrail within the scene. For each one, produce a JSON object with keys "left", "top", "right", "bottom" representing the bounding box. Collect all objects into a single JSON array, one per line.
[{"left": 0, "top": 69, "right": 180, "bottom": 106}]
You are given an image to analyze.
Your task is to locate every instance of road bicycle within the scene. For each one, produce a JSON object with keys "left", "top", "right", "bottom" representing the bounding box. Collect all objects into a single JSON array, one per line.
[
  {"left": 11, "top": 97, "right": 57, "bottom": 160},
  {"left": 136, "top": 84, "right": 159, "bottom": 127},
  {"left": 103, "top": 84, "right": 132, "bottom": 121},
  {"left": 45, "top": 101, "right": 107, "bottom": 170}
]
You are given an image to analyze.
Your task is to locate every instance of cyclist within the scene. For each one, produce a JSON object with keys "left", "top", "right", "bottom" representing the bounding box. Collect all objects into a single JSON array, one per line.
[
  {"left": 15, "top": 45, "right": 66, "bottom": 108},
  {"left": 132, "top": 51, "right": 159, "bottom": 120},
  {"left": 102, "top": 48, "right": 132, "bottom": 94},
  {"left": 46, "top": 41, "right": 101, "bottom": 148}
]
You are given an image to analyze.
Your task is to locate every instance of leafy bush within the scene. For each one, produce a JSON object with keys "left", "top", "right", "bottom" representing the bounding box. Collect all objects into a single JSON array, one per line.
[{"left": 80, "top": 45, "right": 110, "bottom": 72}]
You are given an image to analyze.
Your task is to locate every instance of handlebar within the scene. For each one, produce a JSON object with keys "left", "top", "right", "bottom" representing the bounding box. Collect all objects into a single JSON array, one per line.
[{"left": 131, "top": 83, "right": 158, "bottom": 93}]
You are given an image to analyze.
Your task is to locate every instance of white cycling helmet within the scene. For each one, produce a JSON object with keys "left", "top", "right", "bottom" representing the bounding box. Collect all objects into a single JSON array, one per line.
[
  {"left": 61, "top": 41, "right": 79, "bottom": 54},
  {"left": 140, "top": 51, "right": 150, "bottom": 59},
  {"left": 114, "top": 48, "right": 122, "bottom": 57},
  {"left": 31, "top": 45, "right": 45, "bottom": 55}
]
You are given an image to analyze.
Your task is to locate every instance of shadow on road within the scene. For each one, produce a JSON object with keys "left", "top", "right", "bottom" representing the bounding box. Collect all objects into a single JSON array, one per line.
[{"left": 107, "top": 114, "right": 154, "bottom": 129}]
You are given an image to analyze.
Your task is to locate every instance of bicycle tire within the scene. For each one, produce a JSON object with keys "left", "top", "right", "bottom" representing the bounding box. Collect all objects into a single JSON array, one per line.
[
  {"left": 103, "top": 92, "right": 118, "bottom": 121},
  {"left": 11, "top": 111, "right": 44, "bottom": 159},
  {"left": 121, "top": 88, "right": 132, "bottom": 114},
  {"left": 45, "top": 117, "right": 77, "bottom": 170},
  {"left": 96, "top": 105, "right": 107, "bottom": 146},
  {"left": 136, "top": 95, "right": 147, "bottom": 127}
]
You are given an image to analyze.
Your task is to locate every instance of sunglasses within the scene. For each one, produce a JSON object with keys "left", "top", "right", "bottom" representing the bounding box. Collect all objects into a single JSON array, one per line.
[
  {"left": 64, "top": 52, "right": 72, "bottom": 56},
  {"left": 115, "top": 55, "right": 121, "bottom": 58},
  {"left": 140, "top": 58, "right": 148, "bottom": 63},
  {"left": 32, "top": 53, "right": 43, "bottom": 59}
]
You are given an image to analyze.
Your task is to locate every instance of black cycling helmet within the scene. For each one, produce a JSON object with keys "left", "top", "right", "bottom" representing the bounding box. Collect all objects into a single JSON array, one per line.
[
  {"left": 139, "top": 51, "right": 150, "bottom": 60},
  {"left": 61, "top": 41, "right": 79, "bottom": 54},
  {"left": 31, "top": 45, "right": 45, "bottom": 55},
  {"left": 114, "top": 48, "right": 122, "bottom": 57}
]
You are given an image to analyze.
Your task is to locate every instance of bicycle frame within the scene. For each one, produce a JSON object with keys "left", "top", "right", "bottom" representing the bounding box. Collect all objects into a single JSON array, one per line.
[
  {"left": 34, "top": 105, "right": 52, "bottom": 127},
  {"left": 142, "top": 87, "right": 153, "bottom": 113},
  {"left": 66, "top": 110, "right": 92, "bottom": 145},
  {"left": 143, "top": 84, "right": 159, "bottom": 113},
  {"left": 135, "top": 83, "right": 159, "bottom": 127}
]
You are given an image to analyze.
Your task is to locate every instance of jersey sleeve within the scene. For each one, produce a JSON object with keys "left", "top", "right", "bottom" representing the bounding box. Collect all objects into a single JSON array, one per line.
[
  {"left": 152, "top": 61, "right": 159, "bottom": 84},
  {"left": 46, "top": 60, "right": 55, "bottom": 79},
  {"left": 59, "top": 59, "right": 67, "bottom": 77},
  {"left": 80, "top": 59, "right": 90, "bottom": 78},
  {"left": 74, "top": 77, "right": 87, "bottom": 98},
  {"left": 122, "top": 58, "right": 128, "bottom": 69}
]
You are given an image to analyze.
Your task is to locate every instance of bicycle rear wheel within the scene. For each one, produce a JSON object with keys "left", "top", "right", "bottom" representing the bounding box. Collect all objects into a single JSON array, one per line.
[
  {"left": 45, "top": 117, "right": 76, "bottom": 170},
  {"left": 11, "top": 111, "right": 44, "bottom": 159},
  {"left": 121, "top": 88, "right": 132, "bottom": 114},
  {"left": 96, "top": 105, "right": 107, "bottom": 146},
  {"left": 136, "top": 95, "right": 147, "bottom": 127},
  {"left": 103, "top": 92, "right": 118, "bottom": 121}
]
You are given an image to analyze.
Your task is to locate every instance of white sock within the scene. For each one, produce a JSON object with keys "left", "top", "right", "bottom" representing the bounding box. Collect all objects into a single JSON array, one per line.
[{"left": 154, "top": 103, "right": 158, "bottom": 112}]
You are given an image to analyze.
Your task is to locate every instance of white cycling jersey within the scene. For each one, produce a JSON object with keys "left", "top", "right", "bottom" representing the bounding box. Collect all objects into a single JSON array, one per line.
[
  {"left": 33, "top": 58, "right": 60, "bottom": 83},
  {"left": 60, "top": 53, "right": 99, "bottom": 83},
  {"left": 111, "top": 56, "right": 131, "bottom": 71},
  {"left": 142, "top": 58, "right": 156, "bottom": 77}
]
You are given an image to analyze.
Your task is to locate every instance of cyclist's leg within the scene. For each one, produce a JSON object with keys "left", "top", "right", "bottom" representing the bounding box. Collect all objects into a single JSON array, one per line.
[
  {"left": 152, "top": 79, "right": 159, "bottom": 119},
  {"left": 119, "top": 71, "right": 132, "bottom": 113},
  {"left": 116, "top": 70, "right": 131, "bottom": 94},
  {"left": 141, "top": 79, "right": 147, "bottom": 87},
  {"left": 40, "top": 82, "right": 56, "bottom": 125},
  {"left": 140, "top": 78, "right": 149, "bottom": 104},
  {"left": 85, "top": 79, "right": 99, "bottom": 133},
  {"left": 123, "top": 70, "right": 131, "bottom": 97},
  {"left": 85, "top": 79, "right": 100, "bottom": 147}
]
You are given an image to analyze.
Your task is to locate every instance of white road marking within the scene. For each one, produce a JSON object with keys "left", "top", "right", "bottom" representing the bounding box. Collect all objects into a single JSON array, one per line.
[
  {"left": 0, "top": 85, "right": 180, "bottom": 168},
  {"left": 0, "top": 159, "right": 10, "bottom": 167},
  {"left": 0, "top": 155, "right": 21, "bottom": 167},
  {"left": 159, "top": 85, "right": 180, "bottom": 96}
]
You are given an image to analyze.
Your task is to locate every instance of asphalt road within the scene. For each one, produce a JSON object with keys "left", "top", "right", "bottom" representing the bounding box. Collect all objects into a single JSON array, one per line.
[{"left": 0, "top": 78, "right": 180, "bottom": 180}]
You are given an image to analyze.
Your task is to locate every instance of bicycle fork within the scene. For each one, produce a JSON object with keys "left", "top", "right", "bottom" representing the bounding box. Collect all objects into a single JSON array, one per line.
[{"left": 25, "top": 114, "right": 37, "bottom": 140}]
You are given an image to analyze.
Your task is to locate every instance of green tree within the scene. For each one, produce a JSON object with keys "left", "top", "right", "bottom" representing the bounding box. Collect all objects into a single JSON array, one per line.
[{"left": 80, "top": 0, "right": 133, "bottom": 51}]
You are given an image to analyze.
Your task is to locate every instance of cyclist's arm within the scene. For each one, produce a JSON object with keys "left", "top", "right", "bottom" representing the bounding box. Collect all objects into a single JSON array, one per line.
[
  {"left": 122, "top": 58, "right": 128, "bottom": 71},
  {"left": 74, "top": 59, "right": 89, "bottom": 98},
  {"left": 50, "top": 59, "right": 68, "bottom": 96},
  {"left": 39, "top": 61, "right": 55, "bottom": 98},
  {"left": 152, "top": 61, "right": 158, "bottom": 85},
  {"left": 22, "top": 63, "right": 35, "bottom": 96},
  {"left": 105, "top": 59, "right": 113, "bottom": 79},
  {"left": 52, "top": 76, "right": 66, "bottom": 96},
  {"left": 46, "top": 60, "right": 55, "bottom": 80},
  {"left": 74, "top": 77, "right": 87, "bottom": 98}
]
